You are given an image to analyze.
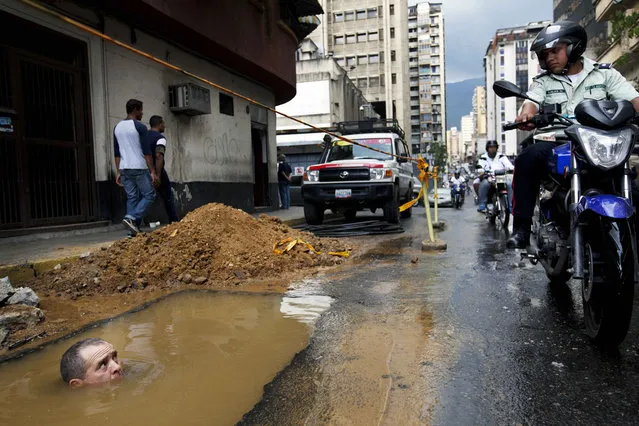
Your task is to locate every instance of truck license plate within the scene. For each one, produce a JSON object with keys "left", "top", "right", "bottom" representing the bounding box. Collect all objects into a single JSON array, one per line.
[{"left": 335, "top": 189, "right": 352, "bottom": 199}]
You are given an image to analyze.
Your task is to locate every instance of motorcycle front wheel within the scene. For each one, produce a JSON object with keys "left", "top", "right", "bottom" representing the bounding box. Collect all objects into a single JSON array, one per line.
[
  {"left": 582, "top": 218, "right": 637, "bottom": 347},
  {"left": 498, "top": 193, "right": 510, "bottom": 229}
]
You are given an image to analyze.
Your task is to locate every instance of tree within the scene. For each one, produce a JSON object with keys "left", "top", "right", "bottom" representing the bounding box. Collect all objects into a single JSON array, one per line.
[
  {"left": 610, "top": 10, "right": 639, "bottom": 70},
  {"left": 427, "top": 142, "right": 448, "bottom": 172}
]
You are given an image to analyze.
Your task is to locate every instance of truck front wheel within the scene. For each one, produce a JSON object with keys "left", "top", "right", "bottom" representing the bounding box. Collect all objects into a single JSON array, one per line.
[{"left": 304, "top": 202, "right": 325, "bottom": 225}]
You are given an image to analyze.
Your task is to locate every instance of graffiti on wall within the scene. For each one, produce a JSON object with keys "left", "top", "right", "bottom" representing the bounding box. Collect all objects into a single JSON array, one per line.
[{"left": 203, "top": 133, "right": 248, "bottom": 166}]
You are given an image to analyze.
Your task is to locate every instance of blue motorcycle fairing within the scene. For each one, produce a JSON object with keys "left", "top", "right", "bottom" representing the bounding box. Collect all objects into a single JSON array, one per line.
[
  {"left": 549, "top": 142, "right": 571, "bottom": 176},
  {"left": 576, "top": 194, "right": 634, "bottom": 219}
]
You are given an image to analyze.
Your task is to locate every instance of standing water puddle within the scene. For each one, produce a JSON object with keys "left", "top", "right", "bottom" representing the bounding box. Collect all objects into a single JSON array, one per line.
[{"left": 0, "top": 290, "right": 331, "bottom": 425}]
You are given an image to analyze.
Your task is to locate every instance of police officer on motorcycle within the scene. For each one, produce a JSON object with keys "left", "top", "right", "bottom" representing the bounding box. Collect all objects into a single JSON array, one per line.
[
  {"left": 507, "top": 20, "right": 639, "bottom": 249},
  {"left": 474, "top": 140, "right": 514, "bottom": 212},
  {"left": 450, "top": 170, "right": 466, "bottom": 203}
]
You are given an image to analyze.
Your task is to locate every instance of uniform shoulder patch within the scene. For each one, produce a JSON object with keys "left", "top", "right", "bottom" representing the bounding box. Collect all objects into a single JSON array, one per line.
[
  {"left": 533, "top": 71, "right": 549, "bottom": 79},
  {"left": 598, "top": 63, "right": 612, "bottom": 69}
]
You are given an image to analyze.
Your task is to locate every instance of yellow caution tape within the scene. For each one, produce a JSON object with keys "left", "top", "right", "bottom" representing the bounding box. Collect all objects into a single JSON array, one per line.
[
  {"left": 400, "top": 155, "right": 429, "bottom": 212},
  {"left": 170, "top": 229, "right": 178, "bottom": 237},
  {"left": 273, "top": 237, "right": 350, "bottom": 257}
]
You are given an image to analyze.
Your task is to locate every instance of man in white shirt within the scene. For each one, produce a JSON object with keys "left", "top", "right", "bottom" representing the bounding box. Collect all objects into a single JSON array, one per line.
[
  {"left": 114, "top": 99, "right": 158, "bottom": 235},
  {"left": 474, "top": 140, "right": 514, "bottom": 212}
]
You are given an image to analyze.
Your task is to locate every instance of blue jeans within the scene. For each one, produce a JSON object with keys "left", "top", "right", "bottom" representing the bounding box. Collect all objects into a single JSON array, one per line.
[
  {"left": 479, "top": 178, "right": 512, "bottom": 209},
  {"left": 278, "top": 181, "right": 290, "bottom": 209},
  {"left": 121, "top": 169, "right": 156, "bottom": 226}
]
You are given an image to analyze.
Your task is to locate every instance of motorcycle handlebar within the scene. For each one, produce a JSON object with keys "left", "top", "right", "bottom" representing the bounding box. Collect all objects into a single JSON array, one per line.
[{"left": 502, "top": 122, "right": 519, "bottom": 131}]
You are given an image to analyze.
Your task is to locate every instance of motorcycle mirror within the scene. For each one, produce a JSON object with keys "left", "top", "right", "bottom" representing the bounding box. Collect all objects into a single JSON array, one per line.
[{"left": 492, "top": 81, "right": 536, "bottom": 103}]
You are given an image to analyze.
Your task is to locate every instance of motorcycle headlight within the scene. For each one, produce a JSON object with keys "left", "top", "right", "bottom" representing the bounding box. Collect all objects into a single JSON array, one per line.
[
  {"left": 306, "top": 170, "right": 319, "bottom": 182},
  {"left": 370, "top": 168, "right": 385, "bottom": 180},
  {"left": 576, "top": 127, "right": 635, "bottom": 170}
]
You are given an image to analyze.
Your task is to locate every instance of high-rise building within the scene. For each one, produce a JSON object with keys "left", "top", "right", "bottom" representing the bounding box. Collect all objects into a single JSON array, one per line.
[
  {"left": 407, "top": 2, "right": 446, "bottom": 155},
  {"left": 484, "top": 21, "right": 550, "bottom": 156},
  {"left": 309, "top": 0, "right": 410, "bottom": 146},
  {"left": 460, "top": 114, "right": 474, "bottom": 160},
  {"left": 472, "top": 85, "right": 487, "bottom": 158},
  {"left": 554, "top": 0, "right": 609, "bottom": 59},
  {"left": 446, "top": 127, "right": 460, "bottom": 161}
]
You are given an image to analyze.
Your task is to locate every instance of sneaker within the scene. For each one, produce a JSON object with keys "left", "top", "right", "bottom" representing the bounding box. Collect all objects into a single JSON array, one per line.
[
  {"left": 507, "top": 229, "right": 530, "bottom": 249},
  {"left": 477, "top": 203, "right": 486, "bottom": 212},
  {"left": 122, "top": 217, "right": 140, "bottom": 235}
]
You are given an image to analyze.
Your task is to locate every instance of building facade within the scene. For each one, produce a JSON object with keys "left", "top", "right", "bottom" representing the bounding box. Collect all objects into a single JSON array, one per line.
[
  {"left": 484, "top": 21, "right": 549, "bottom": 156},
  {"left": 446, "top": 127, "right": 459, "bottom": 162},
  {"left": 554, "top": 0, "right": 609, "bottom": 59},
  {"left": 0, "top": 0, "right": 320, "bottom": 232},
  {"left": 276, "top": 39, "right": 369, "bottom": 173},
  {"left": 594, "top": 0, "right": 639, "bottom": 89},
  {"left": 408, "top": 2, "right": 447, "bottom": 155},
  {"left": 308, "top": 0, "right": 411, "bottom": 148}
]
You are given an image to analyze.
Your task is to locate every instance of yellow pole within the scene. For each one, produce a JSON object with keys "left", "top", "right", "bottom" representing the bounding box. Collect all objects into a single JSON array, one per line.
[
  {"left": 424, "top": 172, "right": 435, "bottom": 242},
  {"left": 433, "top": 166, "right": 439, "bottom": 224}
]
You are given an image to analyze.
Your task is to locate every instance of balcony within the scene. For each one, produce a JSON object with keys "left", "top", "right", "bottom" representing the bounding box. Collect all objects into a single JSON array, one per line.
[
  {"left": 597, "top": 35, "right": 639, "bottom": 72},
  {"left": 594, "top": 0, "right": 626, "bottom": 21}
]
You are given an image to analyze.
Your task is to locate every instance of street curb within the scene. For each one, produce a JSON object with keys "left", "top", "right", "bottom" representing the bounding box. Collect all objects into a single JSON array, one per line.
[
  {"left": 421, "top": 239, "right": 447, "bottom": 251},
  {"left": 0, "top": 256, "right": 79, "bottom": 285}
]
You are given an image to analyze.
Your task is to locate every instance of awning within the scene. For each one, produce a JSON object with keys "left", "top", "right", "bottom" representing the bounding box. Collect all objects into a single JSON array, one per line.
[{"left": 280, "top": 0, "right": 324, "bottom": 17}]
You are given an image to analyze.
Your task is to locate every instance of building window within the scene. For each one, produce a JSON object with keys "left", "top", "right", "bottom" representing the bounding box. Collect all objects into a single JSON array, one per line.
[
  {"left": 334, "top": 12, "right": 343, "bottom": 22},
  {"left": 220, "top": 93, "right": 234, "bottom": 116},
  {"left": 392, "top": 73, "right": 397, "bottom": 84},
  {"left": 346, "top": 34, "right": 356, "bottom": 44},
  {"left": 368, "top": 8, "right": 377, "bottom": 18},
  {"left": 336, "top": 57, "right": 345, "bottom": 67},
  {"left": 369, "top": 53, "right": 379, "bottom": 64},
  {"left": 391, "top": 50, "right": 396, "bottom": 61},
  {"left": 357, "top": 55, "right": 368, "bottom": 65},
  {"left": 335, "top": 35, "right": 344, "bottom": 45},
  {"left": 390, "top": 27, "right": 395, "bottom": 38},
  {"left": 499, "top": 47, "right": 504, "bottom": 55},
  {"left": 369, "top": 77, "right": 380, "bottom": 87},
  {"left": 356, "top": 9, "right": 366, "bottom": 20},
  {"left": 345, "top": 11, "right": 354, "bottom": 21},
  {"left": 346, "top": 56, "right": 356, "bottom": 67},
  {"left": 358, "top": 78, "right": 368, "bottom": 89},
  {"left": 380, "top": 73, "right": 385, "bottom": 86},
  {"left": 501, "top": 112, "right": 506, "bottom": 122},
  {"left": 368, "top": 31, "right": 378, "bottom": 41},
  {"left": 357, "top": 32, "right": 367, "bottom": 42},
  {"left": 500, "top": 72, "right": 505, "bottom": 79},
  {"left": 389, "top": 4, "right": 394, "bottom": 15},
  {"left": 501, "top": 134, "right": 506, "bottom": 143},
  {"left": 500, "top": 56, "right": 504, "bottom": 66}
]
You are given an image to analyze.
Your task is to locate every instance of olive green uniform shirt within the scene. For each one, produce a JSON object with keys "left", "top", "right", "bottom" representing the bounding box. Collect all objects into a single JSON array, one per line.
[{"left": 523, "top": 57, "right": 639, "bottom": 116}]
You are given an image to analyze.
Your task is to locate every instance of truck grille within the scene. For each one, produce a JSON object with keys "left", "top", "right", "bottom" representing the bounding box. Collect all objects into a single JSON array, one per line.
[{"left": 319, "top": 168, "right": 370, "bottom": 182}]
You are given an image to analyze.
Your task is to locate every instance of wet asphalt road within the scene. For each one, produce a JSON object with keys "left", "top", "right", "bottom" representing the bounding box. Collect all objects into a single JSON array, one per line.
[{"left": 240, "top": 206, "right": 639, "bottom": 425}]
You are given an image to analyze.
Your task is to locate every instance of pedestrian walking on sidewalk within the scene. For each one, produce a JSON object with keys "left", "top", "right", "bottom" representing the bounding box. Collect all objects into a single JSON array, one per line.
[
  {"left": 278, "top": 153, "right": 292, "bottom": 209},
  {"left": 146, "top": 115, "right": 180, "bottom": 223},
  {"left": 114, "top": 99, "right": 158, "bottom": 235}
]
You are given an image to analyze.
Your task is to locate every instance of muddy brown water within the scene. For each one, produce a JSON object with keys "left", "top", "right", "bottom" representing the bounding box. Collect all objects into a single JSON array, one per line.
[{"left": 0, "top": 290, "right": 331, "bottom": 425}]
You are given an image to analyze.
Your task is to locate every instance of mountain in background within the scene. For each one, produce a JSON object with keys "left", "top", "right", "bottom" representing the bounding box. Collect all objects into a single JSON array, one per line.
[{"left": 445, "top": 77, "right": 484, "bottom": 131}]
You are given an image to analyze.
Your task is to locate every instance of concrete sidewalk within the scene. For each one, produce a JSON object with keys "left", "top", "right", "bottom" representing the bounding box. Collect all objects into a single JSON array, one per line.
[{"left": 0, "top": 207, "right": 308, "bottom": 283}]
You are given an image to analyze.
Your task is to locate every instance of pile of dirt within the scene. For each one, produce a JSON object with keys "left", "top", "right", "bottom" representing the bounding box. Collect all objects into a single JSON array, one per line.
[{"left": 29, "top": 204, "right": 350, "bottom": 299}]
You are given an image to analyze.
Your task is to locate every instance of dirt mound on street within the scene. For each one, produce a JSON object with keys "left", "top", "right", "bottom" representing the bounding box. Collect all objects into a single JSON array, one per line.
[{"left": 29, "top": 203, "right": 349, "bottom": 299}]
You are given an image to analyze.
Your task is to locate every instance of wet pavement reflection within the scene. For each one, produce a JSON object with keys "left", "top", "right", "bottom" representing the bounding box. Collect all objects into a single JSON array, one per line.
[{"left": 242, "top": 207, "right": 639, "bottom": 425}]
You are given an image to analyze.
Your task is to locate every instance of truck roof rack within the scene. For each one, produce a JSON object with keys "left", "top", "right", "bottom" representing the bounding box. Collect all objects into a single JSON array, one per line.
[{"left": 336, "top": 119, "right": 405, "bottom": 140}]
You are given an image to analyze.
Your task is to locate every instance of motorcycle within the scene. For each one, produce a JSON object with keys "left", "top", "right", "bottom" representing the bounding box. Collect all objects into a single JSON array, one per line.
[
  {"left": 494, "top": 80, "right": 639, "bottom": 346},
  {"left": 481, "top": 170, "right": 511, "bottom": 229},
  {"left": 451, "top": 184, "right": 465, "bottom": 209}
]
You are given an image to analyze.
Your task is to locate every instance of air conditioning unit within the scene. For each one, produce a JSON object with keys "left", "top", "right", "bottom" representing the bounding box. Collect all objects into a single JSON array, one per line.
[{"left": 168, "top": 83, "right": 211, "bottom": 116}]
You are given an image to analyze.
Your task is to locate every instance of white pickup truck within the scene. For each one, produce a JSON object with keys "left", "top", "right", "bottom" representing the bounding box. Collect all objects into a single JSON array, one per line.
[{"left": 301, "top": 120, "right": 414, "bottom": 225}]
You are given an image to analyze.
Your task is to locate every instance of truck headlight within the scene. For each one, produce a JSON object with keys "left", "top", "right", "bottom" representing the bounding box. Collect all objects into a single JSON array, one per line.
[
  {"left": 370, "top": 168, "right": 385, "bottom": 180},
  {"left": 305, "top": 170, "right": 319, "bottom": 182}
]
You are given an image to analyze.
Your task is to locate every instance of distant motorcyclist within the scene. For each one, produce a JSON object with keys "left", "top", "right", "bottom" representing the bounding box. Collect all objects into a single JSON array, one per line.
[
  {"left": 473, "top": 140, "right": 514, "bottom": 212},
  {"left": 506, "top": 20, "right": 639, "bottom": 249},
  {"left": 450, "top": 170, "right": 466, "bottom": 201}
]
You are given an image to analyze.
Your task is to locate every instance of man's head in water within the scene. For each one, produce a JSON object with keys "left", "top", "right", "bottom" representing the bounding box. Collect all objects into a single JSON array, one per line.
[{"left": 60, "top": 338, "right": 123, "bottom": 387}]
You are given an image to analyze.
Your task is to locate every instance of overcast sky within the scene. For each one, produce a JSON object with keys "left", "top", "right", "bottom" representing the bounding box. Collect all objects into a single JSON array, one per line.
[{"left": 409, "top": 0, "right": 553, "bottom": 82}]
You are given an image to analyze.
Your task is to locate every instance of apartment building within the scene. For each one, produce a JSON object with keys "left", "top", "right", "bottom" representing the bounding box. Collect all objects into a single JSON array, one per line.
[
  {"left": 407, "top": 2, "right": 446, "bottom": 155},
  {"left": 309, "top": 0, "right": 411, "bottom": 149},
  {"left": 484, "top": 21, "right": 549, "bottom": 156}
]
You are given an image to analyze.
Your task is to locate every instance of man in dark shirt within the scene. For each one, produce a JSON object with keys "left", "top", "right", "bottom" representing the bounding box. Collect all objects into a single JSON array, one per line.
[
  {"left": 146, "top": 115, "right": 180, "bottom": 223},
  {"left": 277, "top": 153, "right": 292, "bottom": 209}
]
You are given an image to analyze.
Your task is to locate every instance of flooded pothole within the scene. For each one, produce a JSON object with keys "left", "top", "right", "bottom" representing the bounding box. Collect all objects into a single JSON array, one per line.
[{"left": 0, "top": 290, "right": 332, "bottom": 425}]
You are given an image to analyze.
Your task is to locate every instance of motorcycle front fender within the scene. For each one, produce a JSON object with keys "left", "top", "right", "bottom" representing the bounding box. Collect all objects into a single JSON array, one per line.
[{"left": 576, "top": 195, "right": 634, "bottom": 220}]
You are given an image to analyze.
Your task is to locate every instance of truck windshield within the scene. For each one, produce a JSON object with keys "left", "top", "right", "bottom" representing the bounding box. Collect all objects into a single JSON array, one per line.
[{"left": 326, "top": 138, "right": 393, "bottom": 162}]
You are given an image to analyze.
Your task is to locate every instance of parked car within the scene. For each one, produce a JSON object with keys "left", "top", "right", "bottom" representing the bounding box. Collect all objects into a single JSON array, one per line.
[
  {"left": 412, "top": 176, "right": 423, "bottom": 206},
  {"left": 428, "top": 187, "right": 452, "bottom": 207}
]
